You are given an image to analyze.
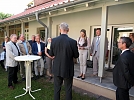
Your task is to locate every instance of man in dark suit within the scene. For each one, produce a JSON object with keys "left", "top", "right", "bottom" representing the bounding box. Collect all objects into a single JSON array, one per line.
[
  {"left": 113, "top": 37, "right": 134, "bottom": 100},
  {"left": 50, "top": 22, "right": 79, "bottom": 100},
  {"left": 28, "top": 35, "right": 36, "bottom": 47},
  {"left": 32, "top": 35, "right": 45, "bottom": 78}
]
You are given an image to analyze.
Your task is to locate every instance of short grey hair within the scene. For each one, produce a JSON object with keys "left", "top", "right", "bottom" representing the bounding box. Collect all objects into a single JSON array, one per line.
[
  {"left": 10, "top": 34, "right": 17, "bottom": 39},
  {"left": 59, "top": 22, "right": 69, "bottom": 31}
]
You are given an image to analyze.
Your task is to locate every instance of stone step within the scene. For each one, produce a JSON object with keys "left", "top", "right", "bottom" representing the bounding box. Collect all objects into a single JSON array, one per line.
[{"left": 73, "top": 77, "right": 134, "bottom": 100}]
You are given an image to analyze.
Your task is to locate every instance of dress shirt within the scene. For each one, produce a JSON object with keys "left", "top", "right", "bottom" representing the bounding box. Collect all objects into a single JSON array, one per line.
[
  {"left": 121, "top": 49, "right": 129, "bottom": 55},
  {"left": 5, "top": 41, "right": 7, "bottom": 47},
  {"left": 23, "top": 41, "right": 28, "bottom": 55},
  {"left": 37, "top": 42, "right": 41, "bottom": 52}
]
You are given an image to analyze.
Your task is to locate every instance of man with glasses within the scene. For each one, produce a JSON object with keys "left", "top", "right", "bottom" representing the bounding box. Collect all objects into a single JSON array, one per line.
[{"left": 113, "top": 37, "right": 134, "bottom": 100}]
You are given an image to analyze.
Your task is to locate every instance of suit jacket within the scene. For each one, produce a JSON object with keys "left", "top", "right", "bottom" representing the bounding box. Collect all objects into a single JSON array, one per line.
[
  {"left": 6, "top": 41, "right": 21, "bottom": 67},
  {"left": 113, "top": 50, "right": 134, "bottom": 89},
  {"left": 17, "top": 40, "right": 32, "bottom": 55},
  {"left": 32, "top": 42, "right": 45, "bottom": 59},
  {"left": 49, "top": 34, "right": 79, "bottom": 78},
  {"left": 2, "top": 41, "right": 6, "bottom": 52},
  {"left": 28, "top": 40, "right": 36, "bottom": 47},
  {"left": 90, "top": 36, "right": 108, "bottom": 57}
]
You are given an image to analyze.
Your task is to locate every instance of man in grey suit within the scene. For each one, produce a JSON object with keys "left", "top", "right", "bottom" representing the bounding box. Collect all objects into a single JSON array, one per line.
[
  {"left": 6, "top": 34, "right": 21, "bottom": 89},
  {"left": 90, "top": 28, "right": 108, "bottom": 76}
]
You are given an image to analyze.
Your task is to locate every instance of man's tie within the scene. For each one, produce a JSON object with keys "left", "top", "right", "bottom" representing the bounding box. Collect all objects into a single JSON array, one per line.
[{"left": 95, "top": 37, "right": 100, "bottom": 51}]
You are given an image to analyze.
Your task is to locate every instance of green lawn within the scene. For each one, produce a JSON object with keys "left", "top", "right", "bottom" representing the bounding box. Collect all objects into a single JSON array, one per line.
[{"left": 0, "top": 67, "right": 95, "bottom": 100}]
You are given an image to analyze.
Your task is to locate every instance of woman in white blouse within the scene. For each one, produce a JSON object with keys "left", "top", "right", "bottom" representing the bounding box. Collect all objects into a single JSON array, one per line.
[{"left": 77, "top": 29, "right": 90, "bottom": 80}]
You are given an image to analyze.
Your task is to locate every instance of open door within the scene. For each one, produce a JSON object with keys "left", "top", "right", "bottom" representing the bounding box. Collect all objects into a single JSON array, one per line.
[{"left": 110, "top": 26, "right": 133, "bottom": 68}]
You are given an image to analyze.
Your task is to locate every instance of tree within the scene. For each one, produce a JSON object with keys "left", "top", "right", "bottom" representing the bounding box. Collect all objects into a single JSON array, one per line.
[{"left": 0, "top": 12, "right": 13, "bottom": 20}]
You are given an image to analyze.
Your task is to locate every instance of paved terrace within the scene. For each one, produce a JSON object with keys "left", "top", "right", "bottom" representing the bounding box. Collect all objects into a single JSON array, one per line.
[{"left": 74, "top": 63, "right": 134, "bottom": 99}]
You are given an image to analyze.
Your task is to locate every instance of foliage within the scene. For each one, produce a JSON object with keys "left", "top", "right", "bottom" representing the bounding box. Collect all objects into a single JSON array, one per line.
[{"left": 0, "top": 12, "right": 13, "bottom": 20}]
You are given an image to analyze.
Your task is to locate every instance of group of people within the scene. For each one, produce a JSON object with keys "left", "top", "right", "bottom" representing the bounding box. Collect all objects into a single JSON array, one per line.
[
  {"left": 1, "top": 22, "right": 134, "bottom": 100},
  {"left": 77, "top": 28, "right": 108, "bottom": 80},
  {"left": 2, "top": 34, "right": 53, "bottom": 90},
  {"left": 77, "top": 28, "right": 134, "bottom": 100}
]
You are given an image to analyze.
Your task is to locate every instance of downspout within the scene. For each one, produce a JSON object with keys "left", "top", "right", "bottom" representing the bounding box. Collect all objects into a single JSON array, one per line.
[{"left": 35, "top": 12, "right": 48, "bottom": 43}]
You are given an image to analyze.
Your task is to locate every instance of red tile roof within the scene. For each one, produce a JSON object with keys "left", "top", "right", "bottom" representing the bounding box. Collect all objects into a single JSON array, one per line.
[{"left": 0, "top": 0, "right": 74, "bottom": 23}]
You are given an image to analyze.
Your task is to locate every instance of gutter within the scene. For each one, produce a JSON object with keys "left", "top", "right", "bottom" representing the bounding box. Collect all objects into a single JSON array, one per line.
[
  {"left": 0, "top": 0, "right": 98, "bottom": 24},
  {"left": 35, "top": 12, "right": 48, "bottom": 43}
]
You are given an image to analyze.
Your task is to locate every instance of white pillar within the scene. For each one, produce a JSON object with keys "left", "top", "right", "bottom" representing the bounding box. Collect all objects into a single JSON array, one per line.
[
  {"left": 21, "top": 22, "right": 25, "bottom": 34},
  {"left": 47, "top": 17, "right": 52, "bottom": 38},
  {"left": 98, "top": 5, "right": 108, "bottom": 82}
]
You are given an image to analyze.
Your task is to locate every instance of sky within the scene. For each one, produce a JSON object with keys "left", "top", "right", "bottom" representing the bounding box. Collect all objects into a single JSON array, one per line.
[{"left": 0, "top": 0, "right": 32, "bottom": 15}]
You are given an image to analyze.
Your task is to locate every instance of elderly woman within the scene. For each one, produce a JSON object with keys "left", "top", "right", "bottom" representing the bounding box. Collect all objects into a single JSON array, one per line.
[
  {"left": 2, "top": 36, "right": 9, "bottom": 71},
  {"left": 77, "top": 29, "right": 90, "bottom": 80},
  {"left": 45, "top": 37, "right": 53, "bottom": 80}
]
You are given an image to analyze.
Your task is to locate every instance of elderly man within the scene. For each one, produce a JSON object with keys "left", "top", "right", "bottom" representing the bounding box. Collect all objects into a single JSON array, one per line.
[
  {"left": 32, "top": 35, "right": 45, "bottom": 79},
  {"left": 50, "top": 22, "right": 79, "bottom": 100},
  {"left": 28, "top": 35, "right": 36, "bottom": 47},
  {"left": 17, "top": 34, "right": 32, "bottom": 81},
  {"left": 6, "top": 34, "right": 21, "bottom": 89}
]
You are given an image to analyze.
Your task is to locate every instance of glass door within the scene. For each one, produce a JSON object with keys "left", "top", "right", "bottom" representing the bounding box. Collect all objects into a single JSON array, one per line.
[{"left": 110, "top": 26, "right": 133, "bottom": 68}]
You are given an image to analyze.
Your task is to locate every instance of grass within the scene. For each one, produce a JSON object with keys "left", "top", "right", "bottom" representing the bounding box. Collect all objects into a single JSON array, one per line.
[{"left": 0, "top": 66, "right": 95, "bottom": 100}]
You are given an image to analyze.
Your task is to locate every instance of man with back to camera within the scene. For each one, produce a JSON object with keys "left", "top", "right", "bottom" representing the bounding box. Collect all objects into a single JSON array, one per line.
[
  {"left": 49, "top": 22, "right": 79, "bottom": 100},
  {"left": 113, "top": 37, "right": 134, "bottom": 100}
]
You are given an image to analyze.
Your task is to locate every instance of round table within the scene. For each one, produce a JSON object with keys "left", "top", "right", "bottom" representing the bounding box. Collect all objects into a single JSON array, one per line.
[{"left": 14, "top": 55, "right": 41, "bottom": 99}]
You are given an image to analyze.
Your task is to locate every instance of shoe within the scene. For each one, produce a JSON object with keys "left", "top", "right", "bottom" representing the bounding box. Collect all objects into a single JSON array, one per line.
[
  {"left": 8, "top": 86, "right": 14, "bottom": 90},
  {"left": 34, "top": 75, "right": 39, "bottom": 80},
  {"left": 22, "top": 78, "right": 26, "bottom": 81},
  {"left": 40, "top": 75, "right": 44, "bottom": 78},
  {"left": 49, "top": 76, "right": 53, "bottom": 80},
  {"left": 77, "top": 76, "right": 82, "bottom": 78},
  {"left": 81, "top": 77, "right": 85, "bottom": 80}
]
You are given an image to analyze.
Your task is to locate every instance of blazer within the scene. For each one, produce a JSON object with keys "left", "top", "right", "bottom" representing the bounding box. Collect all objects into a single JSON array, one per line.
[
  {"left": 113, "top": 50, "right": 134, "bottom": 89},
  {"left": 49, "top": 34, "right": 79, "bottom": 78},
  {"left": 90, "top": 36, "right": 108, "bottom": 57},
  {"left": 6, "top": 41, "right": 21, "bottom": 67},
  {"left": 2, "top": 41, "right": 6, "bottom": 52},
  {"left": 32, "top": 42, "right": 45, "bottom": 59},
  {"left": 17, "top": 40, "right": 32, "bottom": 55},
  {"left": 28, "top": 40, "right": 36, "bottom": 47}
]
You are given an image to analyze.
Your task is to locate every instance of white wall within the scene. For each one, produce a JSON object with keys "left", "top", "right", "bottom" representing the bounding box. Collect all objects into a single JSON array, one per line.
[
  {"left": 29, "top": 18, "right": 47, "bottom": 40},
  {"left": 51, "top": 8, "right": 102, "bottom": 40},
  {"left": 108, "top": 3, "right": 134, "bottom": 24}
]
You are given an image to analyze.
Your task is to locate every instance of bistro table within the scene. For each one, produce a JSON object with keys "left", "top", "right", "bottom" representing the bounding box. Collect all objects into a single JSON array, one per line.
[{"left": 14, "top": 55, "right": 41, "bottom": 99}]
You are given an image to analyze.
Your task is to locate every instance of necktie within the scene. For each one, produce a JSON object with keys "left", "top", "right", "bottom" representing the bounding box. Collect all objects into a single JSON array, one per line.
[{"left": 95, "top": 37, "right": 100, "bottom": 51}]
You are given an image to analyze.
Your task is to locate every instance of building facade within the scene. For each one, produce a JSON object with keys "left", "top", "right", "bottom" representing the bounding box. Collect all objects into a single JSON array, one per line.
[{"left": 0, "top": 0, "right": 134, "bottom": 82}]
